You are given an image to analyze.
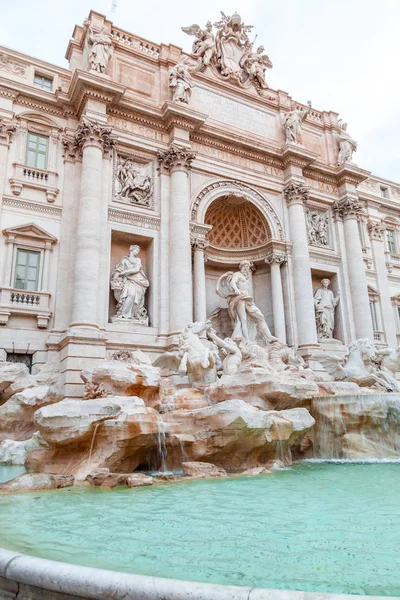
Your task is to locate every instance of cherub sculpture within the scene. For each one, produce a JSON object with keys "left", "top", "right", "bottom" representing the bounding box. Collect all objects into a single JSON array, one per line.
[
  {"left": 181, "top": 22, "right": 215, "bottom": 71},
  {"left": 169, "top": 60, "right": 193, "bottom": 104}
]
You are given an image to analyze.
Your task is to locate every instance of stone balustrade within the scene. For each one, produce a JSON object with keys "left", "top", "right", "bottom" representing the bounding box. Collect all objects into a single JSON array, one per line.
[
  {"left": 0, "top": 286, "right": 51, "bottom": 328},
  {"left": 9, "top": 162, "right": 59, "bottom": 203}
]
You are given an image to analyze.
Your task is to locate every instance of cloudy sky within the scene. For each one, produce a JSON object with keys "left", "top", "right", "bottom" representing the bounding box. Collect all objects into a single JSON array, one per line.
[{"left": 1, "top": 0, "right": 399, "bottom": 181}]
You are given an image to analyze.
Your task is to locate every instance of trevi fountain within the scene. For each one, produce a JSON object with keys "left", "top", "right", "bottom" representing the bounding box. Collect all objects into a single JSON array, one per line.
[{"left": 0, "top": 8, "right": 400, "bottom": 600}]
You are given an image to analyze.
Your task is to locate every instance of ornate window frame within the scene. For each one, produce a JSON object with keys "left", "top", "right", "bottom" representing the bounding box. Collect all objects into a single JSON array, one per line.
[
  {"left": 9, "top": 112, "right": 62, "bottom": 203},
  {"left": 0, "top": 223, "right": 57, "bottom": 328}
]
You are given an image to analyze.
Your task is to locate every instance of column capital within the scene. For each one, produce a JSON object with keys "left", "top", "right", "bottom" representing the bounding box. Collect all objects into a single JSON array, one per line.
[
  {"left": 265, "top": 251, "right": 287, "bottom": 266},
  {"left": 367, "top": 220, "right": 385, "bottom": 242},
  {"left": 62, "top": 134, "right": 81, "bottom": 163},
  {"left": 0, "top": 118, "right": 17, "bottom": 147},
  {"left": 191, "top": 236, "right": 209, "bottom": 250},
  {"left": 333, "top": 196, "right": 364, "bottom": 220},
  {"left": 283, "top": 181, "right": 309, "bottom": 207},
  {"left": 74, "top": 118, "right": 116, "bottom": 153},
  {"left": 157, "top": 144, "right": 196, "bottom": 172}
]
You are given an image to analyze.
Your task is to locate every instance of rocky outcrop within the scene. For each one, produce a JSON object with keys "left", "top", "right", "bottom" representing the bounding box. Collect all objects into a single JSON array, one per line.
[
  {"left": 0, "top": 362, "right": 36, "bottom": 405},
  {"left": 0, "top": 432, "right": 47, "bottom": 465},
  {"left": 0, "top": 473, "right": 74, "bottom": 494},
  {"left": 206, "top": 366, "right": 319, "bottom": 411},
  {"left": 0, "top": 386, "right": 61, "bottom": 441},
  {"left": 163, "top": 400, "right": 315, "bottom": 471},
  {"left": 310, "top": 394, "right": 400, "bottom": 459},
  {"left": 85, "top": 468, "right": 153, "bottom": 488},
  {"left": 182, "top": 461, "right": 227, "bottom": 478},
  {"left": 81, "top": 359, "right": 160, "bottom": 400}
]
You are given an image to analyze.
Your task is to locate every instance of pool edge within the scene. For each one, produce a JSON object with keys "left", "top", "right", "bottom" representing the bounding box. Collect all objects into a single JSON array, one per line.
[{"left": 0, "top": 547, "right": 398, "bottom": 600}]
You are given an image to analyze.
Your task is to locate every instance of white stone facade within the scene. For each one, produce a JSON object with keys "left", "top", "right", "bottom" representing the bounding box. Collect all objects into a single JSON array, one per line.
[{"left": 0, "top": 10, "right": 399, "bottom": 397}]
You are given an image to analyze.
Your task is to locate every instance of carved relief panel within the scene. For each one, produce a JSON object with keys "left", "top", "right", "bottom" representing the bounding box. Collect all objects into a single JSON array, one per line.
[
  {"left": 306, "top": 208, "right": 330, "bottom": 248},
  {"left": 113, "top": 154, "right": 154, "bottom": 209}
]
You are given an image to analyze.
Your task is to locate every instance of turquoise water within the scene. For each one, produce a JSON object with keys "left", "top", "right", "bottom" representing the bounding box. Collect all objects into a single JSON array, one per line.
[
  {"left": 0, "top": 463, "right": 400, "bottom": 595},
  {"left": 0, "top": 465, "right": 25, "bottom": 483}
]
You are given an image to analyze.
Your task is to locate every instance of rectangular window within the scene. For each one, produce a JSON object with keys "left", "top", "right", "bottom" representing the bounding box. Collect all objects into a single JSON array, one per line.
[
  {"left": 33, "top": 73, "right": 53, "bottom": 91},
  {"left": 369, "top": 300, "right": 379, "bottom": 331},
  {"left": 26, "top": 133, "right": 49, "bottom": 170},
  {"left": 387, "top": 230, "right": 397, "bottom": 253},
  {"left": 380, "top": 186, "right": 389, "bottom": 199},
  {"left": 14, "top": 249, "right": 40, "bottom": 291}
]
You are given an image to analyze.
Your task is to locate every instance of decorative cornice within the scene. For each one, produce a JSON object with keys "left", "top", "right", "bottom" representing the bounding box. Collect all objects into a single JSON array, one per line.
[
  {"left": 157, "top": 144, "right": 196, "bottom": 172},
  {"left": 332, "top": 196, "right": 364, "bottom": 220},
  {"left": 74, "top": 118, "right": 116, "bottom": 153},
  {"left": 281, "top": 143, "right": 317, "bottom": 169},
  {"left": 283, "top": 181, "right": 309, "bottom": 207},
  {"left": 367, "top": 220, "right": 385, "bottom": 242},
  {"left": 108, "top": 207, "right": 160, "bottom": 230},
  {"left": 2, "top": 196, "right": 62, "bottom": 217}
]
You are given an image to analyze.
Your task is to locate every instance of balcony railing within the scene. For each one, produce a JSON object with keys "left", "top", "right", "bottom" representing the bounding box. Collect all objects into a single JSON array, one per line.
[
  {"left": 9, "top": 163, "right": 59, "bottom": 203},
  {"left": 0, "top": 287, "right": 51, "bottom": 328}
]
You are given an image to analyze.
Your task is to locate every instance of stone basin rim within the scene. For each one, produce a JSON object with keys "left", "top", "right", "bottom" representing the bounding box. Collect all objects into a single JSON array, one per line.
[{"left": 0, "top": 547, "right": 398, "bottom": 600}]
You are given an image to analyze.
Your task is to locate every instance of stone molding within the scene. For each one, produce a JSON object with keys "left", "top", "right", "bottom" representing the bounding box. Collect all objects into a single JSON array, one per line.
[
  {"left": 74, "top": 119, "right": 116, "bottom": 153},
  {"left": 157, "top": 144, "right": 196, "bottom": 172},
  {"left": 0, "top": 52, "right": 27, "bottom": 76},
  {"left": 367, "top": 220, "right": 385, "bottom": 242},
  {"left": 2, "top": 196, "right": 62, "bottom": 217},
  {"left": 108, "top": 207, "right": 160, "bottom": 230},
  {"left": 265, "top": 251, "right": 287, "bottom": 265},
  {"left": 0, "top": 118, "right": 17, "bottom": 147},
  {"left": 283, "top": 181, "right": 309, "bottom": 207},
  {"left": 332, "top": 196, "right": 364, "bottom": 220}
]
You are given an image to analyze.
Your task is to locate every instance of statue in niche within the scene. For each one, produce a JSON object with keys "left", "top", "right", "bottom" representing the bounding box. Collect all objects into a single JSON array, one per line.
[
  {"left": 282, "top": 102, "right": 312, "bottom": 144},
  {"left": 216, "top": 260, "right": 277, "bottom": 345},
  {"left": 169, "top": 60, "right": 193, "bottom": 104},
  {"left": 314, "top": 278, "right": 340, "bottom": 341},
  {"left": 111, "top": 245, "right": 149, "bottom": 323},
  {"left": 241, "top": 45, "right": 273, "bottom": 90},
  {"left": 181, "top": 22, "right": 216, "bottom": 71},
  {"left": 307, "top": 210, "right": 329, "bottom": 246},
  {"left": 337, "top": 120, "right": 357, "bottom": 165},
  {"left": 116, "top": 159, "right": 152, "bottom": 206},
  {"left": 86, "top": 24, "right": 113, "bottom": 74}
]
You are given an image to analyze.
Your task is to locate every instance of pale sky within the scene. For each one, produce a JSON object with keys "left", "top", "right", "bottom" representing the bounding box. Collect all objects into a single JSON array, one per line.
[{"left": 1, "top": 0, "right": 399, "bottom": 182}]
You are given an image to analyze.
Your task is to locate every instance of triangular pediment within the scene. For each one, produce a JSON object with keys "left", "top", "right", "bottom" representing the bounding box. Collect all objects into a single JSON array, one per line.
[
  {"left": 3, "top": 223, "right": 57, "bottom": 243},
  {"left": 368, "top": 285, "right": 379, "bottom": 296}
]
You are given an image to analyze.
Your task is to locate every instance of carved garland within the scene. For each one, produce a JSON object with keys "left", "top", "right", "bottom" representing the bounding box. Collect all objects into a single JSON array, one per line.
[{"left": 191, "top": 180, "right": 284, "bottom": 241}]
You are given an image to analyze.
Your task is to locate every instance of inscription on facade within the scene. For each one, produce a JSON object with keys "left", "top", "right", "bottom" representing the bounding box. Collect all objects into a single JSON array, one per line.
[
  {"left": 109, "top": 117, "right": 168, "bottom": 143},
  {"left": 192, "top": 142, "right": 283, "bottom": 178},
  {"left": 306, "top": 178, "right": 337, "bottom": 195},
  {"left": 191, "top": 87, "right": 277, "bottom": 139}
]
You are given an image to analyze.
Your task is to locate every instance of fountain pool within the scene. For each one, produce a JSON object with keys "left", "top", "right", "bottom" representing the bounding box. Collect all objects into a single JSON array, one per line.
[{"left": 0, "top": 462, "right": 399, "bottom": 596}]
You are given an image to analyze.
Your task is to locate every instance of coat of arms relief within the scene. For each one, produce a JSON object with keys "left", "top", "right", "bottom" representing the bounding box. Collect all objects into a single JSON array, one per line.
[{"left": 182, "top": 12, "right": 273, "bottom": 95}]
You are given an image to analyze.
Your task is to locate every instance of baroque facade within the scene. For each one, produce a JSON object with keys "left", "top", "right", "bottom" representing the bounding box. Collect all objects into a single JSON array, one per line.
[{"left": 0, "top": 10, "right": 399, "bottom": 398}]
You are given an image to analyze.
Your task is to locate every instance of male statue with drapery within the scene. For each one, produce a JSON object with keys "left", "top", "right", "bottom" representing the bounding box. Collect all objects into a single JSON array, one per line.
[{"left": 216, "top": 260, "right": 277, "bottom": 346}]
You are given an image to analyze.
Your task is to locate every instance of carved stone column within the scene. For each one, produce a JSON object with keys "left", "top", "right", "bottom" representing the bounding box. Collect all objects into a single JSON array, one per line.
[
  {"left": 191, "top": 237, "right": 209, "bottom": 323},
  {"left": 333, "top": 196, "right": 374, "bottom": 341},
  {"left": 0, "top": 119, "right": 16, "bottom": 237},
  {"left": 266, "top": 251, "right": 287, "bottom": 343},
  {"left": 368, "top": 220, "right": 397, "bottom": 346},
  {"left": 70, "top": 119, "right": 115, "bottom": 328},
  {"left": 284, "top": 182, "right": 318, "bottom": 350},
  {"left": 158, "top": 145, "right": 195, "bottom": 333}
]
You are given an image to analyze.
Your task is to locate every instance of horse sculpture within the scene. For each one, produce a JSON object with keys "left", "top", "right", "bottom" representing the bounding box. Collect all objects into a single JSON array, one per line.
[{"left": 314, "top": 338, "right": 399, "bottom": 391}]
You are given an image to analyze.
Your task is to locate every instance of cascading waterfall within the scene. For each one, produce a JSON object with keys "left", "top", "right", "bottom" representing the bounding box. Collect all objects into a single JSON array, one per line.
[
  {"left": 156, "top": 415, "right": 168, "bottom": 471},
  {"left": 311, "top": 393, "right": 400, "bottom": 460}
]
